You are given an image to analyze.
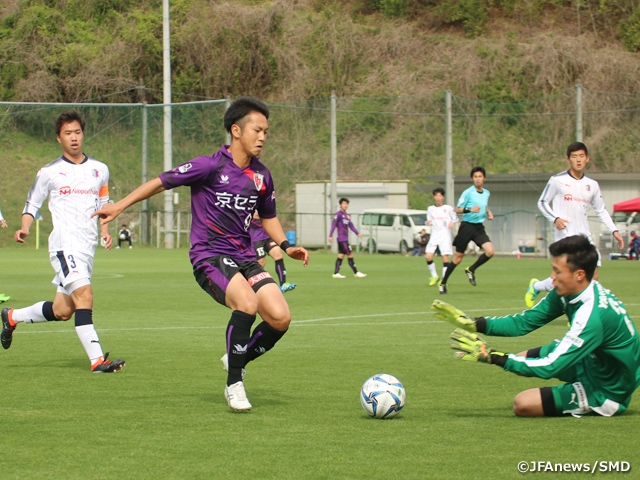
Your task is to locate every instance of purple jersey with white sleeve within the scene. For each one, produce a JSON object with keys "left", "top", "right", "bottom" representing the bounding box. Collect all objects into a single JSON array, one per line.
[
  {"left": 158, "top": 146, "right": 277, "bottom": 265},
  {"left": 329, "top": 210, "right": 359, "bottom": 242},
  {"left": 250, "top": 218, "right": 271, "bottom": 242}
]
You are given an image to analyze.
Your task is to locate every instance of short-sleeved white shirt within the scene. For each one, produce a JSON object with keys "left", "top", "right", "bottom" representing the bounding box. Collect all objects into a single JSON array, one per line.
[{"left": 23, "top": 155, "right": 109, "bottom": 256}]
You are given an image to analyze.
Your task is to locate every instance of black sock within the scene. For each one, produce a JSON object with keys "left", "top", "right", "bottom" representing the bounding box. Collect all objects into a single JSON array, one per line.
[
  {"left": 348, "top": 258, "right": 358, "bottom": 273},
  {"left": 334, "top": 258, "right": 342, "bottom": 274},
  {"left": 225, "top": 310, "right": 256, "bottom": 385},
  {"left": 274, "top": 259, "right": 286, "bottom": 285},
  {"left": 427, "top": 260, "right": 434, "bottom": 266},
  {"left": 43, "top": 301, "right": 57, "bottom": 321},
  {"left": 470, "top": 253, "right": 491, "bottom": 272},
  {"left": 74, "top": 309, "right": 93, "bottom": 326},
  {"left": 441, "top": 262, "right": 458, "bottom": 285},
  {"left": 244, "top": 322, "right": 287, "bottom": 364}
]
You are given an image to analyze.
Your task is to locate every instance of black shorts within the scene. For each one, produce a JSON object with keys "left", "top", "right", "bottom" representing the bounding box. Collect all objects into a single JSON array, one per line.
[
  {"left": 337, "top": 240, "right": 352, "bottom": 255},
  {"left": 453, "top": 222, "right": 491, "bottom": 253},
  {"left": 193, "top": 255, "right": 276, "bottom": 306},
  {"left": 253, "top": 239, "right": 278, "bottom": 260}
]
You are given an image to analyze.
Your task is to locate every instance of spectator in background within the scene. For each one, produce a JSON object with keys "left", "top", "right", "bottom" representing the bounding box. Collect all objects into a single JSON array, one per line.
[
  {"left": 628, "top": 231, "right": 640, "bottom": 260},
  {"left": 117, "top": 224, "right": 132, "bottom": 249},
  {"left": 410, "top": 229, "right": 429, "bottom": 256}
]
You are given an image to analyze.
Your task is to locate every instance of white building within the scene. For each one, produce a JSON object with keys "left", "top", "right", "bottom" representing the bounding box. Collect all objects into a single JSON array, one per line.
[{"left": 295, "top": 180, "right": 410, "bottom": 248}]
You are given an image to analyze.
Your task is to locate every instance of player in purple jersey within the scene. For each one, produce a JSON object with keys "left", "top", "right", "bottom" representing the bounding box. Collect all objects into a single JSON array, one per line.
[
  {"left": 250, "top": 212, "right": 296, "bottom": 293},
  {"left": 94, "top": 97, "right": 309, "bottom": 411},
  {"left": 328, "top": 198, "right": 366, "bottom": 278}
]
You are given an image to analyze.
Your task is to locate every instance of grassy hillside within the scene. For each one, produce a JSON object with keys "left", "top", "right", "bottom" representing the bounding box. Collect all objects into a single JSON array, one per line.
[{"left": 1, "top": 0, "right": 640, "bottom": 103}]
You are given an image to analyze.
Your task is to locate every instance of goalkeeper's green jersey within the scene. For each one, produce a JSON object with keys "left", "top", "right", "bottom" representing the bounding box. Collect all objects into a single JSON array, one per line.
[{"left": 484, "top": 281, "right": 640, "bottom": 414}]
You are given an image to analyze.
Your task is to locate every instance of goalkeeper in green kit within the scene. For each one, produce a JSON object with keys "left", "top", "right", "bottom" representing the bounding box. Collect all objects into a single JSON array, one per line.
[{"left": 431, "top": 234, "right": 640, "bottom": 417}]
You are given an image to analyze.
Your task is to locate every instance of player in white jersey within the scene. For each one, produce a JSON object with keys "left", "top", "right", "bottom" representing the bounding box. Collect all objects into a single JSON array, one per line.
[
  {"left": 525, "top": 142, "right": 624, "bottom": 308},
  {"left": 425, "top": 188, "right": 458, "bottom": 286},
  {"left": 0, "top": 205, "right": 9, "bottom": 304},
  {"left": 0, "top": 205, "right": 6, "bottom": 228},
  {"left": 1, "top": 111, "right": 125, "bottom": 373}
]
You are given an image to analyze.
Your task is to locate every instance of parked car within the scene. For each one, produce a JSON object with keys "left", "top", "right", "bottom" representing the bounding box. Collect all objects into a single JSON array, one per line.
[{"left": 359, "top": 208, "right": 429, "bottom": 254}]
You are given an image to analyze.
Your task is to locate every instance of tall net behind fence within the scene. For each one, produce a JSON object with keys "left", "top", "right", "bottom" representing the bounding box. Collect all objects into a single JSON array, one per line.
[{"left": 1, "top": 87, "right": 639, "bottom": 250}]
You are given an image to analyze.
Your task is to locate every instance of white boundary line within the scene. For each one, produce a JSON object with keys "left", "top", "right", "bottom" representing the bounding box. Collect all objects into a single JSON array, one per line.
[{"left": 16, "top": 304, "right": 637, "bottom": 335}]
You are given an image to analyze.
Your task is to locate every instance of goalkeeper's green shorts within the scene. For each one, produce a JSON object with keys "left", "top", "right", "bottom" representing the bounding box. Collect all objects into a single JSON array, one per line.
[
  {"left": 543, "top": 383, "right": 628, "bottom": 417},
  {"left": 537, "top": 343, "right": 629, "bottom": 417}
]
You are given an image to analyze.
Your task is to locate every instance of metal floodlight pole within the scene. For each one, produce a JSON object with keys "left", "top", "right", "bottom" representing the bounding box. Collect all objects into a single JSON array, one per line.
[
  {"left": 162, "top": 0, "right": 174, "bottom": 248},
  {"left": 330, "top": 91, "right": 337, "bottom": 213},
  {"left": 141, "top": 95, "right": 149, "bottom": 245},
  {"left": 225, "top": 99, "right": 232, "bottom": 145},
  {"left": 330, "top": 91, "right": 338, "bottom": 252},
  {"left": 445, "top": 90, "right": 454, "bottom": 205},
  {"left": 575, "top": 84, "right": 583, "bottom": 143}
]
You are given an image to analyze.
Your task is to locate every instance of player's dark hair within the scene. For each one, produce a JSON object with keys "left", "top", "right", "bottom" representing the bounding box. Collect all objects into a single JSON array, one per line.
[
  {"left": 224, "top": 97, "right": 270, "bottom": 134},
  {"left": 55, "top": 110, "right": 85, "bottom": 135},
  {"left": 567, "top": 142, "right": 588, "bottom": 158},
  {"left": 339, "top": 198, "right": 349, "bottom": 204},
  {"left": 470, "top": 166, "right": 486, "bottom": 178},
  {"left": 548, "top": 235, "right": 597, "bottom": 281},
  {"left": 432, "top": 187, "right": 445, "bottom": 196}
]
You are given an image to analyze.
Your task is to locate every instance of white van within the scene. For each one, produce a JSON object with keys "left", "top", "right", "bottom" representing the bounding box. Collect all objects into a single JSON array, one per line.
[{"left": 358, "top": 208, "right": 429, "bottom": 254}]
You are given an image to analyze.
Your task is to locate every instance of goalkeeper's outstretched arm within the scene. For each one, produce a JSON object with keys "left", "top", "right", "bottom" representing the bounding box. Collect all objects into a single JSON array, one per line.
[{"left": 430, "top": 300, "right": 488, "bottom": 333}]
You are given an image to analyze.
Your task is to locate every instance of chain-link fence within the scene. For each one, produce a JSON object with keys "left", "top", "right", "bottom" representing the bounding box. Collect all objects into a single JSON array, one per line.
[{"left": 1, "top": 86, "right": 638, "bottom": 250}]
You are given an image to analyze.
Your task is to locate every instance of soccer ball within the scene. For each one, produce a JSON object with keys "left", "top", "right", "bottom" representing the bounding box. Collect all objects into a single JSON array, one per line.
[
  {"left": 360, "top": 374, "right": 406, "bottom": 419},
  {"left": 119, "top": 233, "right": 127, "bottom": 240}
]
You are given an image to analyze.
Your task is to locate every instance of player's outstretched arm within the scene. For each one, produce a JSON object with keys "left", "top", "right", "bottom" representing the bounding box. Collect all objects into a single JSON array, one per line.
[
  {"left": 449, "top": 329, "right": 507, "bottom": 365},
  {"left": 93, "top": 178, "right": 166, "bottom": 225},
  {"left": 431, "top": 300, "right": 478, "bottom": 332}
]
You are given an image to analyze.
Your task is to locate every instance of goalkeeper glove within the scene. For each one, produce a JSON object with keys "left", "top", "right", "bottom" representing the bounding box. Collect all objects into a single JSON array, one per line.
[
  {"left": 431, "top": 299, "right": 477, "bottom": 332},
  {"left": 449, "top": 328, "right": 507, "bottom": 366}
]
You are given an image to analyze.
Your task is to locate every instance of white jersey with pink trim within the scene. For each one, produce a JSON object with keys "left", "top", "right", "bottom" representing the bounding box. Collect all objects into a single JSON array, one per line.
[
  {"left": 426, "top": 204, "right": 457, "bottom": 245},
  {"left": 22, "top": 155, "right": 110, "bottom": 256},
  {"left": 538, "top": 170, "right": 616, "bottom": 243}
]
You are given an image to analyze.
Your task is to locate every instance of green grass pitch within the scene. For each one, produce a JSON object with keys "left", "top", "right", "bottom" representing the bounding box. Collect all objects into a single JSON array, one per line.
[{"left": 0, "top": 248, "right": 638, "bottom": 479}]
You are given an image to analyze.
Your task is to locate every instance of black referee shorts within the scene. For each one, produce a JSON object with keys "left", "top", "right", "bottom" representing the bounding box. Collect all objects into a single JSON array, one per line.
[{"left": 453, "top": 221, "right": 491, "bottom": 253}]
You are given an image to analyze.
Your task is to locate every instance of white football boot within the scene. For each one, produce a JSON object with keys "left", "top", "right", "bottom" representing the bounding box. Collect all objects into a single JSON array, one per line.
[{"left": 225, "top": 381, "right": 252, "bottom": 411}]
